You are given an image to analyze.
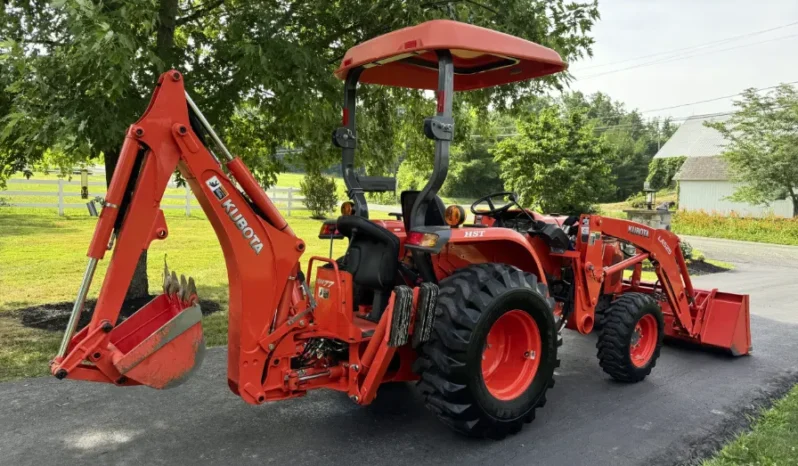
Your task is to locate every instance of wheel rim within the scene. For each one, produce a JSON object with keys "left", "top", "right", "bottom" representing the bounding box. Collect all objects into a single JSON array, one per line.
[
  {"left": 481, "top": 309, "right": 542, "bottom": 401},
  {"left": 630, "top": 314, "right": 658, "bottom": 368}
]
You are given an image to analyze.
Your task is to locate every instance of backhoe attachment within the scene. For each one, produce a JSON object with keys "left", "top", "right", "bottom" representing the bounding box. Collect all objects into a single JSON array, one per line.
[{"left": 50, "top": 70, "right": 304, "bottom": 393}]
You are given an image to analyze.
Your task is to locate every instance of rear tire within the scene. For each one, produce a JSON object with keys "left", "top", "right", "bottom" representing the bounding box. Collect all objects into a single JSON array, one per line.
[
  {"left": 596, "top": 293, "right": 664, "bottom": 383},
  {"left": 414, "top": 263, "right": 558, "bottom": 439}
]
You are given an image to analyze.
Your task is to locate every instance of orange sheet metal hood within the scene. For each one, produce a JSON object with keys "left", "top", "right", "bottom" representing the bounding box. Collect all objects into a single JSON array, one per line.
[{"left": 335, "top": 20, "right": 567, "bottom": 91}]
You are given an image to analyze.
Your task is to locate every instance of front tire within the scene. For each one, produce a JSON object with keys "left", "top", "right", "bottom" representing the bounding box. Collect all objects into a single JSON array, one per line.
[
  {"left": 414, "top": 263, "right": 558, "bottom": 439},
  {"left": 596, "top": 293, "right": 664, "bottom": 383}
]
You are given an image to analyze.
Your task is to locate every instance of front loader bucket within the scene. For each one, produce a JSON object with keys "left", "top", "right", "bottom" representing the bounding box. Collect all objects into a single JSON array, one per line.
[
  {"left": 109, "top": 294, "right": 205, "bottom": 389},
  {"left": 664, "top": 289, "right": 752, "bottom": 356}
]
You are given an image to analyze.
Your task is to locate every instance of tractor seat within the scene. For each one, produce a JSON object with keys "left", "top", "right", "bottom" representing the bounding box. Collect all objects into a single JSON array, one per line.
[{"left": 336, "top": 215, "right": 401, "bottom": 321}]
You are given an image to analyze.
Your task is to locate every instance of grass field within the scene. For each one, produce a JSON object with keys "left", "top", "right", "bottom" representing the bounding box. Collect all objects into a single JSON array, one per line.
[{"left": 704, "top": 384, "right": 798, "bottom": 465}]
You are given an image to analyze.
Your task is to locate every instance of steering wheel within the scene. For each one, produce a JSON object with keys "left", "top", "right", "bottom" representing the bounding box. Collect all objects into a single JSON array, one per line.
[{"left": 470, "top": 191, "right": 519, "bottom": 216}]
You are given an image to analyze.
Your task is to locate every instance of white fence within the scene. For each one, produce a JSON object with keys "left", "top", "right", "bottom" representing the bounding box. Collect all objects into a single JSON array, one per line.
[{"left": 1, "top": 179, "right": 306, "bottom": 216}]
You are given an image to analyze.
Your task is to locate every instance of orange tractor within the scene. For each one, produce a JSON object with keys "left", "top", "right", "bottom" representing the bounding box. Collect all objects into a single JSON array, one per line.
[{"left": 51, "top": 20, "right": 751, "bottom": 439}]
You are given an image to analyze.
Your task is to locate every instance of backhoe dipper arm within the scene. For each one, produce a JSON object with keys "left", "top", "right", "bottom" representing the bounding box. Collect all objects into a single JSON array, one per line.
[
  {"left": 576, "top": 215, "right": 698, "bottom": 336},
  {"left": 51, "top": 71, "right": 306, "bottom": 402}
]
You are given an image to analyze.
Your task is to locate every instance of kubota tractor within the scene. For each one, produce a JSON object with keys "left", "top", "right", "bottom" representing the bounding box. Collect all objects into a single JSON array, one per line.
[{"left": 51, "top": 20, "right": 751, "bottom": 439}]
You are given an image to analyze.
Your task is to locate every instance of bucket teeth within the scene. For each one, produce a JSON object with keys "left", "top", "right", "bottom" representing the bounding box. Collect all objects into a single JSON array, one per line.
[
  {"left": 163, "top": 260, "right": 171, "bottom": 294},
  {"left": 168, "top": 271, "right": 180, "bottom": 296},
  {"left": 186, "top": 277, "right": 198, "bottom": 303},
  {"left": 161, "top": 255, "right": 197, "bottom": 305}
]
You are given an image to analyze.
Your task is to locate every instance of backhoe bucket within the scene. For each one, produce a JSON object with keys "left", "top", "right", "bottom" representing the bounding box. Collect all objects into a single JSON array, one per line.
[
  {"left": 109, "top": 294, "right": 205, "bottom": 389},
  {"left": 664, "top": 288, "right": 752, "bottom": 356}
]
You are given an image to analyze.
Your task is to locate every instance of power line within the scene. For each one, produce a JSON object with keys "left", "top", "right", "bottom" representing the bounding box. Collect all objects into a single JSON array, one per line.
[
  {"left": 479, "top": 82, "right": 798, "bottom": 138},
  {"left": 639, "top": 80, "right": 798, "bottom": 114},
  {"left": 578, "top": 32, "right": 798, "bottom": 80},
  {"left": 574, "top": 20, "right": 798, "bottom": 72}
]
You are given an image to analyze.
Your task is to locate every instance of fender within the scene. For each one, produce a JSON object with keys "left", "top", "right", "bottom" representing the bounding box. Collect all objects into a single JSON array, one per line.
[{"left": 430, "top": 227, "right": 549, "bottom": 285}]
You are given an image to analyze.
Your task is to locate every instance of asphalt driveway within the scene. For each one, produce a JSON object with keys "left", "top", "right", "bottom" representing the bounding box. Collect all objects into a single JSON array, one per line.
[{"left": 1, "top": 236, "right": 796, "bottom": 466}]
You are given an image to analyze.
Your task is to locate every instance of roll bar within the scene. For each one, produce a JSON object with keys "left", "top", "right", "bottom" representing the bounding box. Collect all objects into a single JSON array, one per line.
[{"left": 334, "top": 52, "right": 454, "bottom": 226}]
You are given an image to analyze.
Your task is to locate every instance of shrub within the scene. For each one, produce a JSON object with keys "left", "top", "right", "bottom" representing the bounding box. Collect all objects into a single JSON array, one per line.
[
  {"left": 626, "top": 191, "right": 647, "bottom": 209},
  {"left": 680, "top": 241, "right": 694, "bottom": 260},
  {"left": 300, "top": 172, "right": 339, "bottom": 219}
]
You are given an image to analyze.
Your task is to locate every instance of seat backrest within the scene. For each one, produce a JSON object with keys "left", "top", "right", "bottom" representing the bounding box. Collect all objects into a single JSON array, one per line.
[
  {"left": 337, "top": 215, "right": 400, "bottom": 291},
  {"left": 400, "top": 190, "right": 446, "bottom": 232}
]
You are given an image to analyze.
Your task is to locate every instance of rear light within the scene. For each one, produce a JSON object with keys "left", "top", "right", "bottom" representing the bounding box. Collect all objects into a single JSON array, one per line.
[
  {"left": 318, "top": 222, "right": 342, "bottom": 239},
  {"left": 407, "top": 231, "right": 439, "bottom": 248},
  {"left": 319, "top": 223, "right": 337, "bottom": 236}
]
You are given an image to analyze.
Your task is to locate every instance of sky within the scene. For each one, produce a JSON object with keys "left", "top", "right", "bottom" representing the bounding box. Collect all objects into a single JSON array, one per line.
[{"left": 568, "top": 0, "right": 798, "bottom": 121}]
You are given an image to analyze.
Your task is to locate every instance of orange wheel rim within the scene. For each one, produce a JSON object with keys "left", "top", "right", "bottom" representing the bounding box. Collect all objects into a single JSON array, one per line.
[
  {"left": 481, "top": 310, "right": 542, "bottom": 401},
  {"left": 630, "top": 314, "right": 658, "bottom": 368}
]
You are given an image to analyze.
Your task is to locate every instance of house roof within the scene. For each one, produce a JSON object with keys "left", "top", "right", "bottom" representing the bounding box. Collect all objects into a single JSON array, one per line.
[
  {"left": 674, "top": 156, "right": 729, "bottom": 181},
  {"left": 654, "top": 114, "right": 731, "bottom": 159}
]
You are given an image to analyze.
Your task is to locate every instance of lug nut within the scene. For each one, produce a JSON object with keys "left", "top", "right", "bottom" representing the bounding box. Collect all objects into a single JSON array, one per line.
[{"left": 268, "top": 344, "right": 275, "bottom": 351}]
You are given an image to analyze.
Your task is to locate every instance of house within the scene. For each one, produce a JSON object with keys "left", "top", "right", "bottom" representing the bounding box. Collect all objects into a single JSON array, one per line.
[{"left": 654, "top": 114, "right": 793, "bottom": 218}]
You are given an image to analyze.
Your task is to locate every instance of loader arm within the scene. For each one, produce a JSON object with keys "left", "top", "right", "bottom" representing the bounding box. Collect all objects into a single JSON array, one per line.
[
  {"left": 51, "top": 71, "right": 308, "bottom": 400},
  {"left": 575, "top": 215, "right": 751, "bottom": 355}
]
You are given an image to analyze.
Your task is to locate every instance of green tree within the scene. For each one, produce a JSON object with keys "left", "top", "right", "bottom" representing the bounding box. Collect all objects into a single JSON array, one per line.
[
  {"left": 493, "top": 106, "right": 614, "bottom": 213},
  {"left": 645, "top": 156, "right": 685, "bottom": 190},
  {"left": 560, "top": 91, "right": 677, "bottom": 201},
  {"left": 707, "top": 84, "right": 798, "bottom": 217}
]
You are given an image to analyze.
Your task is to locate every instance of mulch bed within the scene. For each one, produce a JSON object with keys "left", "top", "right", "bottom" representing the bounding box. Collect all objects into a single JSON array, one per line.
[
  {"left": 14, "top": 296, "right": 222, "bottom": 332},
  {"left": 687, "top": 260, "right": 730, "bottom": 276}
]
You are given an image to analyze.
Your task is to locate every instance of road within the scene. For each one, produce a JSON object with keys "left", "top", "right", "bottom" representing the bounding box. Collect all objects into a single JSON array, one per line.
[{"left": 1, "top": 236, "right": 797, "bottom": 466}]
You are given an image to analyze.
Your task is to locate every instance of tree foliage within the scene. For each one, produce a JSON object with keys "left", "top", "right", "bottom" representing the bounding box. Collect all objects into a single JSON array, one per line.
[
  {"left": 560, "top": 91, "right": 678, "bottom": 200},
  {"left": 494, "top": 106, "right": 613, "bottom": 214},
  {"left": 707, "top": 84, "right": 798, "bottom": 217},
  {"left": 646, "top": 156, "right": 685, "bottom": 190},
  {"left": 1, "top": 0, "right": 601, "bottom": 187}
]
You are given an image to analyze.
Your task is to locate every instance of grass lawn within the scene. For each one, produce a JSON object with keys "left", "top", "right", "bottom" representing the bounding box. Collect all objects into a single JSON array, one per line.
[
  {"left": 0, "top": 206, "right": 357, "bottom": 381},
  {"left": 705, "top": 384, "right": 798, "bottom": 466}
]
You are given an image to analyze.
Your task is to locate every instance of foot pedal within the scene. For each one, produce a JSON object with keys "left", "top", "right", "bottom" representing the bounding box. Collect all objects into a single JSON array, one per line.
[
  {"left": 388, "top": 286, "right": 413, "bottom": 347},
  {"left": 412, "top": 283, "right": 439, "bottom": 347}
]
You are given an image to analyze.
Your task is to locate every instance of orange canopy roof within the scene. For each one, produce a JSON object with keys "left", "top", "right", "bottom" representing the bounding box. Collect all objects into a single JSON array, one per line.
[{"left": 335, "top": 20, "right": 567, "bottom": 91}]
